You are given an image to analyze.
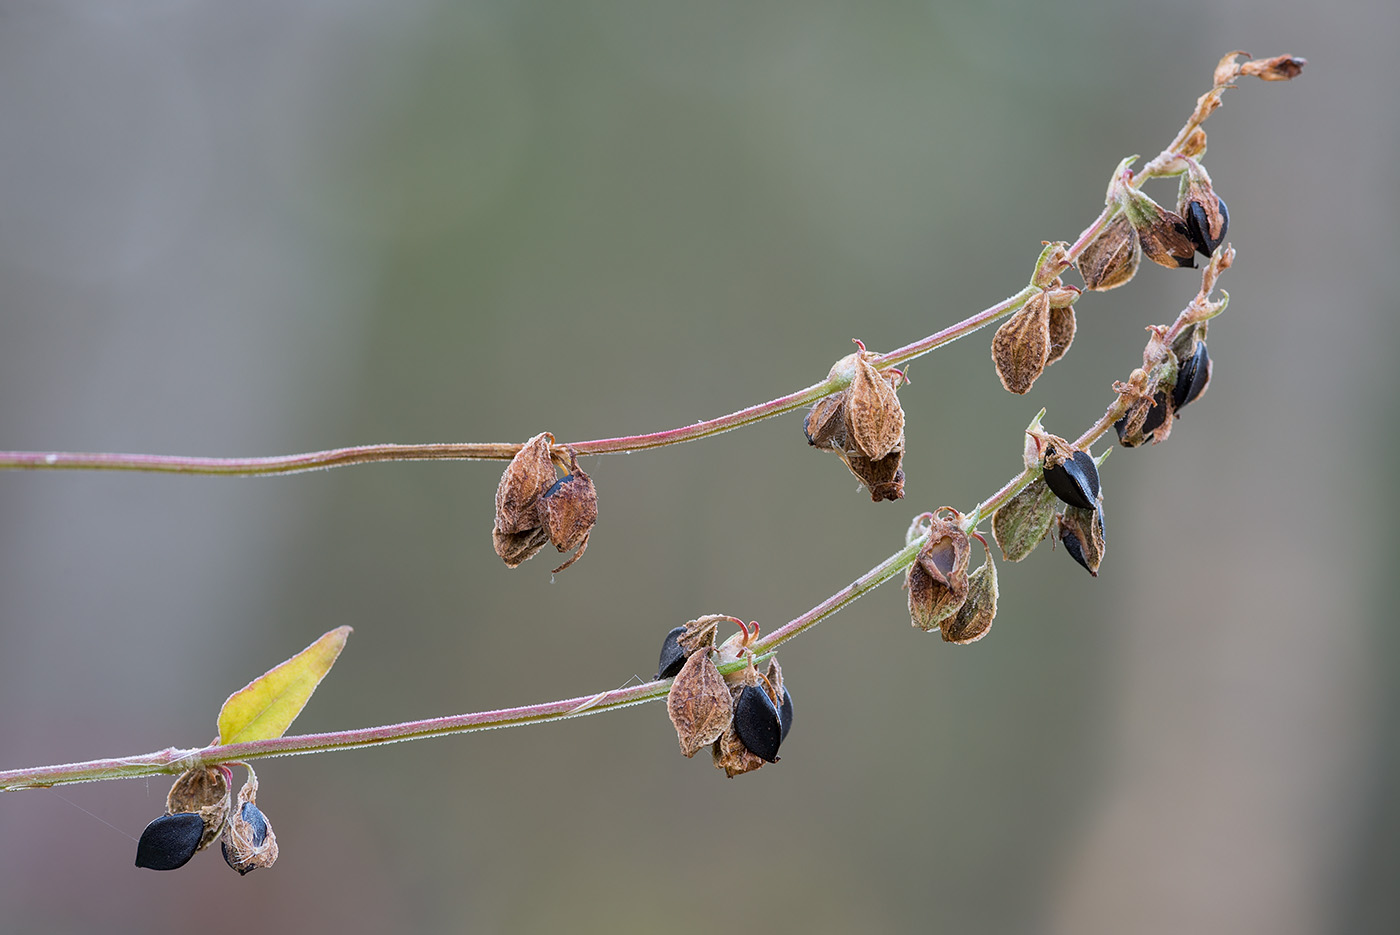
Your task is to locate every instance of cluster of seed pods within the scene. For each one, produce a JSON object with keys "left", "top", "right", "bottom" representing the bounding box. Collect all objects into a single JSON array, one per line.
[
  {"left": 657, "top": 616, "right": 793, "bottom": 777},
  {"left": 134, "top": 765, "right": 277, "bottom": 874}
]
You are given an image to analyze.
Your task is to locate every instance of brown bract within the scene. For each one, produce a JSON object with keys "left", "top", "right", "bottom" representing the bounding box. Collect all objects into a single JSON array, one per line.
[
  {"left": 943, "top": 548, "right": 997, "bottom": 644},
  {"left": 847, "top": 352, "right": 905, "bottom": 461},
  {"left": 907, "top": 516, "right": 971, "bottom": 630},
  {"left": 992, "top": 291, "right": 1051, "bottom": 395},
  {"left": 1125, "top": 190, "right": 1197, "bottom": 269},
  {"left": 1046, "top": 304, "right": 1077, "bottom": 367},
  {"left": 1078, "top": 215, "right": 1141, "bottom": 291},
  {"left": 166, "top": 766, "right": 231, "bottom": 853},
  {"left": 667, "top": 649, "right": 734, "bottom": 758},
  {"left": 540, "top": 458, "right": 598, "bottom": 573}
]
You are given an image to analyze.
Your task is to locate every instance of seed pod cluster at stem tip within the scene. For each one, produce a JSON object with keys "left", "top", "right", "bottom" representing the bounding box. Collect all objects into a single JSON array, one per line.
[
  {"left": 658, "top": 618, "right": 793, "bottom": 776},
  {"left": 803, "top": 340, "right": 907, "bottom": 501}
]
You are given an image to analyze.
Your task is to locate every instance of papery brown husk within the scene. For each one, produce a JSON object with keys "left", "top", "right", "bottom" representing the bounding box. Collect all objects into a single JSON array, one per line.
[
  {"left": 843, "top": 446, "right": 906, "bottom": 502},
  {"left": 1078, "top": 215, "right": 1142, "bottom": 291},
  {"left": 667, "top": 649, "right": 735, "bottom": 758},
  {"left": 1046, "top": 304, "right": 1076, "bottom": 366},
  {"left": 992, "top": 477, "right": 1059, "bottom": 562},
  {"left": 166, "top": 766, "right": 231, "bottom": 853},
  {"left": 540, "top": 461, "right": 598, "bottom": 573},
  {"left": 942, "top": 550, "right": 997, "bottom": 644},
  {"left": 1058, "top": 504, "right": 1106, "bottom": 577},
  {"left": 494, "top": 432, "right": 556, "bottom": 535},
  {"left": 220, "top": 772, "right": 278, "bottom": 875},
  {"left": 712, "top": 667, "right": 767, "bottom": 777},
  {"left": 804, "top": 392, "right": 849, "bottom": 451},
  {"left": 907, "top": 518, "right": 971, "bottom": 630},
  {"left": 1126, "top": 191, "right": 1197, "bottom": 269},
  {"left": 845, "top": 352, "right": 905, "bottom": 461},
  {"left": 492, "top": 526, "right": 549, "bottom": 568},
  {"left": 992, "top": 291, "right": 1051, "bottom": 395}
]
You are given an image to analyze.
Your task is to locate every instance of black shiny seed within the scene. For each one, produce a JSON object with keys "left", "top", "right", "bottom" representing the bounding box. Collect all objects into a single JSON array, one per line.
[
  {"left": 240, "top": 802, "right": 269, "bottom": 847},
  {"left": 1043, "top": 449, "right": 1099, "bottom": 511},
  {"left": 655, "top": 626, "right": 687, "bottom": 681},
  {"left": 1060, "top": 524, "right": 1096, "bottom": 578},
  {"left": 1141, "top": 389, "right": 1171, "bottom": 438},
  {"left": 221, "top": 839, "right": 252, "bottom": 875},
  {"left": 779, "top": 689, "right": 794, "bottom": 743},
  {"left": 734, "top": 684, "right": 783, "bottom": 762},
  {"left": 1173, "top": 343, "right": 1210, "bottom": 411},
  {"left": 135, "top": 812, "right": 205, "bottom": 871},
  {"left": 1185, "top": 199, "right": 1228, "bottom": 257}
]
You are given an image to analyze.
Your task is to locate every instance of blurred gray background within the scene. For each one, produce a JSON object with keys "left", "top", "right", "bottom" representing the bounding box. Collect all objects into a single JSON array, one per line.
[{"left": 0, "top": 2, "right": 1394, "bottom": 933}]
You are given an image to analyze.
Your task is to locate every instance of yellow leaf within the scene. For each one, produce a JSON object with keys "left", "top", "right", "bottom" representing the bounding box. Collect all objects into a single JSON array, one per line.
[{"left": 216, "top": 626, "right": 352, "bottom": 745}]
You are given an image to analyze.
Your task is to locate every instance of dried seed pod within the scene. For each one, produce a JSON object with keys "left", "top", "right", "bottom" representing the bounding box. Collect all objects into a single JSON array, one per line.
[
  {"left": 656, "top": 626, "right": 688, "bottom": 680},
  {"left": 494, "top": 432, "right": 555, "bottom": 536},
  {"left": 1078, "top": 215, "right": 1141, "bottom": 291},
  {"left": 678, "top": 615, "right": 725, "bottom": 655},
  {"left": 907, "top": 516, "right": 971, "bottom": 630},
  {"left": 492, "top": 526, "right": 550, "bottom": 568},
  {"left": 843, "top": 448, "right": 906, "bottom": 502},
  {"left": 992, "top": 291, "right": 1052, "bottom": 395},
  {"left": 942, "top": 546, "right": 997, "bottom": 644},
  {"left": 1115, "top": 388, "right": 1174, "bottom": 447},
  {"left": 135, "top": 813, "right": 206, "bottom": 872},
  {"left": 1032, "top": 241, "right": 1073, "bottom": 289},
  {"left": 1172, "top": 340, "right": 1211, "bottom": 411},
  {"left": 713, "top": 712, "right": 768, "bottom": 778},
  {"left": 733, "top": 684, "right": 783, "bottom": 762},
  {"left": 1041, "top": 444, "right": 1100, "bottom": 511},
  {"left": 166, "top": 765, "right": 231, "bottom": 853},
  {"left": 845, "top": 347, "right": 905, "bottom": 461},
  {"left": 1124, "top": 189, "right": 1197, "bottom": 269},
  {"left": 539, "top": 454, "right": 598, "bottom": 573},
  {"left": 1058, "top": 505, "right": 1106, "bottom": 577},
  {"left": 803, "top": 392, "right": 848, "bottom": 451},
  {"left": 220, "top": 771, "right": 278, "bottom": 876},
  {"left": 1046, "top": 304, "right": 1077, "bottom": 366},
  {"left": 666, "top": 649, "right": 735, "bottom": 758},
  {"left": 1239, "top": 53, "right": 1306, "bottom": 81},
  {"left": 1177, "top": 160, "right": 1229, "bottom": 257},
  {"left": 992, "top": 477, "right": 1058, "bottom": 562}
]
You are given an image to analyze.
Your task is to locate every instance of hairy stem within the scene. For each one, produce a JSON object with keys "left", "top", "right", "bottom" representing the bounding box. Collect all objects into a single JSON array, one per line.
[{"left": 0, "top": 62, "right": 1241, "bottom": 479}]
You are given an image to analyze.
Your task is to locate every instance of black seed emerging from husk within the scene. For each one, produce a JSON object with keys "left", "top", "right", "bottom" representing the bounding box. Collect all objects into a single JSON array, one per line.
[
  {"left": 1141, "top": 389, "right": 1171, "bottom": 438},
  {"left": 1185, "top": 198, "right": 1229, "bottom": 257},
  {"left": 135, "top": 813, "right": 205, "bottom": 871},
  {"left": 656, "top": 626, "right": 687, "bottom": 681},
  {"left": 1173, "top": 342, "right": 1211, "bottom": 411},
  {"left": 734, "top": 684, "right": 783, "bottom": 762},
  {"left": 779, "top": 689, "right": 794, "bottom": 743},
  {"left": 1043, "top": 449, "right": 1099, "bottom": 511},
  {"left": 221, "top": 802, "right": 270, "bottom": 876}
]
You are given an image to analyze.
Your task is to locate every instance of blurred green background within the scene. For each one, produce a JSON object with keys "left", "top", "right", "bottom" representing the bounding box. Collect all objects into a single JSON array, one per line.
[{"left": 0, "top": 2, "right": 1394, "bottom": 932}]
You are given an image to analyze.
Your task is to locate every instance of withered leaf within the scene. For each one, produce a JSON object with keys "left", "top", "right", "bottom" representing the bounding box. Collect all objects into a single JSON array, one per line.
[{"left": 992, "top": 291, "right": 1051, "bottom": 395}]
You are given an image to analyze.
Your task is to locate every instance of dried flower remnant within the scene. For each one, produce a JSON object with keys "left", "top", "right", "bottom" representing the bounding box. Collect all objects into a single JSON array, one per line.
[
  {"left": 992, "top": 291, "right": 1052, "bottom": 395},
  {"left": 492, "top": 433, "right": 598, "bottom": 572},
  {"left": 1236, "top": 53, "right": 1307, "bottom": 82},
  {"left": 220, "top": 770, "right": 278, "bottom": 876},
  {"left": 805, "top": 341, "right": 907, "bottom": 500},
  {"left": 1078, "top": 215, "right": 1142, "bottom": 291},
  {"left": 1058, "top": 504, "right": 1106, "bottom": 577},
  {"left": 539, "top": 452, "right": 598, "bottom": 573},
  {"left": 907, "top": 512, "right": 972, "bottom": 630},
  {"left": 1177, "top": 158, "right": 1229, "bottom": 258},
  {"left": 942, "top": 537, "right": 998, "bottom": 644},
  {"left": 1123, "top": 188, "right": 1198, "bottom": 269},
  {"left": 667, "top": 648, "right": 734, "bottom": 758}
]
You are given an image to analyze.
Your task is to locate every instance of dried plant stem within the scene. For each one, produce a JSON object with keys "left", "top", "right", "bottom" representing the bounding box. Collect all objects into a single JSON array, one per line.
[{"left": 0, "top": 68, "right": 1231, "bottom": 479}]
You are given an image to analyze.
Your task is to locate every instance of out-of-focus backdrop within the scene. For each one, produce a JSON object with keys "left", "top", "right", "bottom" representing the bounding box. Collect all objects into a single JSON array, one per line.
[{"left": 0, "top": 3, "right": 1394, "bottom": 932}]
